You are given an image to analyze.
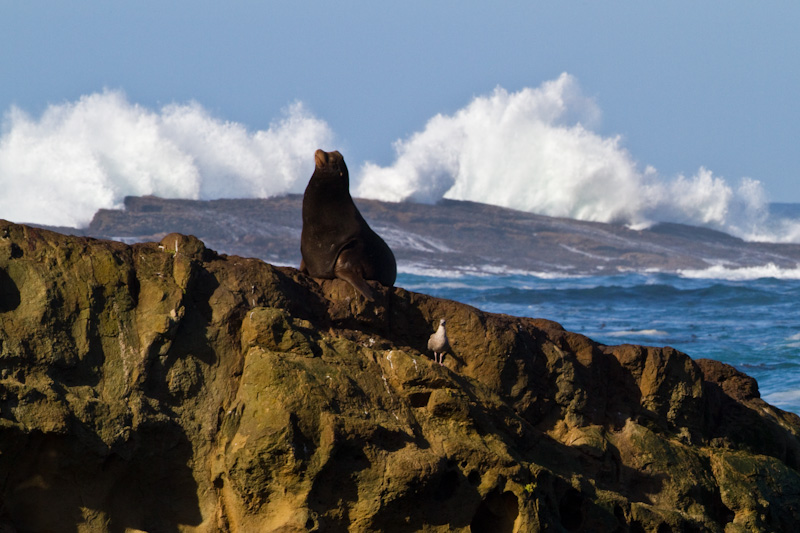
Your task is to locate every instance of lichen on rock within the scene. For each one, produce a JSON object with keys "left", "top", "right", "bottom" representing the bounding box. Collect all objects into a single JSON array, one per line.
[{"left": 0, "top": 221, "right": 798, "bottom": 532}]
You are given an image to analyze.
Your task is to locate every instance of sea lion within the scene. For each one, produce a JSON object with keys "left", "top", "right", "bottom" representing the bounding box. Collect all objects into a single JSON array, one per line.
[{"left": 300, "top": 149, "right": 397, "bottom": 300}]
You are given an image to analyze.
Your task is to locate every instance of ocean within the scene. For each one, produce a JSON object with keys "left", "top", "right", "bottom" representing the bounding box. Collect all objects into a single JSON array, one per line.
[{"left": 398, "top": 267, "right": 800, "bottom": 415}]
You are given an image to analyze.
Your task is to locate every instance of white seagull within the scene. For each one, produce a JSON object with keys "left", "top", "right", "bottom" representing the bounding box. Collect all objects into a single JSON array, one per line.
[{"left": 427, "top": 318, "right": 450, "bottom": 365}]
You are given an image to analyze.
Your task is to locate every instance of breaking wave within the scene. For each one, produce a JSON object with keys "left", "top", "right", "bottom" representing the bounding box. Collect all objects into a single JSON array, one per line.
[
  {"left": 604, "top": 329, "right": 670, "bottom": 337},
  {"left": 0, "top": 90, "right": 333, "bottom": 227},
  {"left": 677, "top": 263, "right": 800, "bottom": 281},
  {"left": 355, "top": 73, "right": 800, "bottom": 243},
  {"left": 1, "top": 76, "right": 799, "bottom": 243}
]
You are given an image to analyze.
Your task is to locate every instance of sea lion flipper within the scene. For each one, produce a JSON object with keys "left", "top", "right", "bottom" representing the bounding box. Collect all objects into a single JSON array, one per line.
[
  {"left": 335, "top": 266, "right": 375, "bottom": 301},
  {"left": 334, "top": 249, "right": 375, "bottom": 301}
]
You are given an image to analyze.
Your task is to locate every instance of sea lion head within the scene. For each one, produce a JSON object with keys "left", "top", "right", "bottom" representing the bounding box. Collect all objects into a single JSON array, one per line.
[{"left": 314, "top": 149, "right": 347, "bottom": 178}]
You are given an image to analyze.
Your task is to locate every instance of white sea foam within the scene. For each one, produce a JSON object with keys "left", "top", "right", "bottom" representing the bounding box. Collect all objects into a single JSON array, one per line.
[
  {"left": 355, "top": 73, "right": 800, "bottom": 243},
  {"left": 396, "top": 261, "right": 583, "bottom": 280},
  {"left": 375, "top": 227, "right": 454, "bottom": 253},
  {"left": 357, "top": 74, "right": 648, "bottom": 224},
  {"left": 0, "top": 90, "right": 333, "bottom": 227},
  {"left": 560, "top": 243, "right": 613, "bottom": 262},
  {"left": 605, "top": 329, "right": 669, "bottom": 337},
  {"left": 763, "top": 389, "right": 800, "bottom": 406},
  {"left": 464, "top": 264, "right": 582, "bottom": 279},
  {"left": 3, "top": 78, "right": 800, "bottom": 244},
  {"left": 397, "top": 263, "right": 469, "bottom": 278},
  {"left": 678, "top": 263, "right": 800, "bottom": 281}
]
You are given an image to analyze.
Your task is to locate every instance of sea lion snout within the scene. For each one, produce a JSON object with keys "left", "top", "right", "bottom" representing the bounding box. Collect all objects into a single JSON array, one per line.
[
  {"left": 314, "top": 149, "right": 328, "bottom": 169},
  {"left": 314, "top": 149, "right": 344, "bottom": 172}
]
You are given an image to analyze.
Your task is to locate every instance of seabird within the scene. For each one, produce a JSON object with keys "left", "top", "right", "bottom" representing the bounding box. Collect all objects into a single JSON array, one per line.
[{"left": 427, "top": 318, "right": 450, "bottom": 365}]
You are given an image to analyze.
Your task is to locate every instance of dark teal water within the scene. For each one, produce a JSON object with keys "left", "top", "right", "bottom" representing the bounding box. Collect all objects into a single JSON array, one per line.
[{"left": 398, "top": 270, "right": 800, "bottom": 414}]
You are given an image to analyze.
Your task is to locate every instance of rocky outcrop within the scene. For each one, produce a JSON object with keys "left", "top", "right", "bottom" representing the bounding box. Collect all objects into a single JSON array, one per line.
[
  {"left": 0, "top": 220, "right": 798, "bottom": 532},
  {"left": 79, "top": 195, "right": 800, "bottom": 276}
]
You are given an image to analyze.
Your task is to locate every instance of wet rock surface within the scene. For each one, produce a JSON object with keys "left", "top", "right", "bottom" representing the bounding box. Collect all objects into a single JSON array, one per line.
[{"left": 0, "top": 221, "right": 798, "bottom": 531}]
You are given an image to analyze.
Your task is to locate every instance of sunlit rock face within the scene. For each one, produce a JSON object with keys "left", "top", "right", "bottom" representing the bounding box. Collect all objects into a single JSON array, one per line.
[{"left": 0, "top": 221, "right": 798, "bottom": 532}]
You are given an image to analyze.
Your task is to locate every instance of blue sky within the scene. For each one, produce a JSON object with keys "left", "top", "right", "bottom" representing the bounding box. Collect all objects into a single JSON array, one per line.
[{"left": 2, "top": 1, "right": 799, "bottom": 204}]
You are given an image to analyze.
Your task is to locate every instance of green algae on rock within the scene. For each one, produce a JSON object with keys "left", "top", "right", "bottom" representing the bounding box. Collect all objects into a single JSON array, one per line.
[{"left": 0, "top": 220, "right": 799, "bottom": 532}]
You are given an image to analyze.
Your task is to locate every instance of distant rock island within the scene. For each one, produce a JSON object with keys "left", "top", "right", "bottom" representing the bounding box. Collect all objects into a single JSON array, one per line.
[
  {"left": 62, "top": 195, "right": 800, "bottom": 275},
  {"left": 1, "top": 220, "right": 799, "bottom": 531}
]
